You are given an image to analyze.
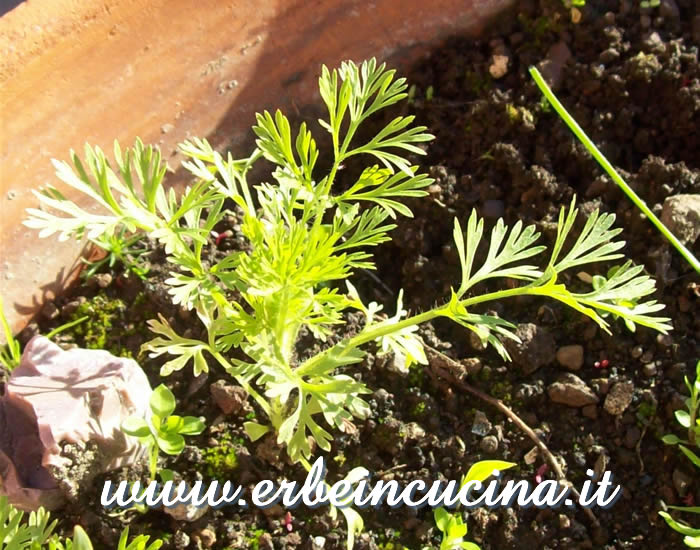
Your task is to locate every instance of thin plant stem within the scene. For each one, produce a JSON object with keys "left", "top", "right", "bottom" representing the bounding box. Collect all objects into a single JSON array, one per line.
[{"left": 529, "top": 66, "right": 700, "bottom": 274}]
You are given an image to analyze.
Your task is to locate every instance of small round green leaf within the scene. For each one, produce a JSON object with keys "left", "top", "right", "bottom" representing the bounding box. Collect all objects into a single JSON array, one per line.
[
  {"left": 150, "top": 384, "right": 176, "bottom": 418},
  {"left": 157, "top": 433, "right": 185, "bottom": 455},
  {"left": 179, "top": 416, "right": 206, "bottom": 435},
  {"left": 676, "top": 410, "right": 691, "bottom": 428},
  {"left": 121, "top": 416, "right": 151, "bottom": 438},
  {"left": 161, "top": 415, "right": 185, "bottom": 433}
]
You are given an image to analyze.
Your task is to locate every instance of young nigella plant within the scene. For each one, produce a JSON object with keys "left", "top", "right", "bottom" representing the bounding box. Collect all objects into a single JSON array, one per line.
[{"left": 24, "top": 57, "right": 672, "bottom": 548}]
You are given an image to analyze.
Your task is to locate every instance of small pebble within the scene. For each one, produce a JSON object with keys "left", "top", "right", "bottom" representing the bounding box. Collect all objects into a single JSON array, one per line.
[
  {"left": 480, "top": 435, "right": 499, "bottom": 454},
  {"left": 642, "top": 363, "right": 657, "bottom": 378},
  {"left": 583, "top": 324, "right": 597, "bottom": 341},
  {"left": 196, "top": 528, "right": 216, "bottom": 548},
  {"left": 471, "top": 410, "right": 492, "bottom": 436},
  {"left": 661, "top": 195, "right": 700, "bottom": 245},
  {"left": 462, "top": 357, "right": 482, "bottom": 375},
  {"left": 210, "top": 381, "right": 249, "bottom": 415},
  {"left": 673, "top": 469, "right": 692, "bottom": 497},
  {"left": 604, "top": 381, "right": 635, "bottom": 416},
  {"left": 630, "top": 345, "right": 644, "bottom": 359},
  {"left": 556, "top": 345, "right": 584, "bottom": 371},
  {"left": 548, "top": 374, "right": 599, "bottom": 407},
  {"left": 656, "top": 333, "right": 673, "bottom": 348},
  {"left": 488, "top": 54, "right": 510, "bottom": 79},
  {"left": 599, "top": 48, "right": 620, "bottom": 64},
  {"left": 41, "top": 301, "right": 59, "bottom": 320},
  {"left": 259, "top": 533, "right": 274, "bottom": 550},
  {"left": 94, "top": 273, "right": 112, "bottom": 288},
  {"left": 172, "top": 531, "right": 191, "bottom": 549},
  {"left": 61, "top": 298, "right": 86, "bottom": 316}
]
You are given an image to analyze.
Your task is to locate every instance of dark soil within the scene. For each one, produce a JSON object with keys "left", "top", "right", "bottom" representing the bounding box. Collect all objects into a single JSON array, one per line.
[{"left": 16, "top": 0, "right": 699, "bottom": 548}]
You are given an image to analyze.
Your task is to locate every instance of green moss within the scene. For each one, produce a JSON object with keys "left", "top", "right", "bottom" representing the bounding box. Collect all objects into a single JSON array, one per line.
[
  {"left": 407, "top": 362, "right": 425, "bottom": 388},
  {"left": 202, "top": 432, "right": 239, "bottom": 478},
  {"left": 410, "top": 401, "right": 427, "bottom": 418},
  {"left": 333, "top": 453, "right": 347, "bottom": 467},
  {"left": 517, "top": 14, "right": 561, "bottom": 44},
  {"left": 69, "top": 295, "right": 126, "bottom": 350},
  {"left": 247, "top": 529, "right": 266, "bottom": 550},
  {"left": 490, "top": 381, "right": 513, "bottom": 403}
]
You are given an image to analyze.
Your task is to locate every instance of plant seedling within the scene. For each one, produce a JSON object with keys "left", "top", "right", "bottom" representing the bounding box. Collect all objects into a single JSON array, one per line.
[
  {"left": 25, "top": 59, "right": 673, "bottom": 549},
  {"left": 0, "top": 296, "right": 21, "bottom": 371},
  {"left": 662, "top": 360, "right": 700, "bottom": 452},
  {"left": 122, "top": 384, "right": 205, "bottom": 481},
  {"left": 0, "top": 295, "right": 88, "bottom": 372},
  {"left": 433, "top": 460, "right": 516, "bottom": 549},
  {"left": 659, "top": 360, "right": 700, "bottom": 547},
  {"left": 81, "top": 227, "right": 151, "bottom": 280}
]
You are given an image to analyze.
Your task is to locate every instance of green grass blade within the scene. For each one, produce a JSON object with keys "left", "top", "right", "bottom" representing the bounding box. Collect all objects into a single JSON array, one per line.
[{"left": 529, "top": 66, "right": 700, "bottom": 274}]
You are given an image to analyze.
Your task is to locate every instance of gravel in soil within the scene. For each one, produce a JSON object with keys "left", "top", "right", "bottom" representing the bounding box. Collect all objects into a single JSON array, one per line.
[{"left": 13, "top": 0, "right": 700, "bottom": 548}]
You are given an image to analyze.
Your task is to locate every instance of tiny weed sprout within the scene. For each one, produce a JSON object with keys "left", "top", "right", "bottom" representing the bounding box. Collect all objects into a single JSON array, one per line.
[
  {"left": 434, "top": 460, "right": 516, "bottom": 550},
  {"left": 25, "top": 59, "right": 672, "bottom": 548},
  {"left": 0, "top": 296, "right": 21, "bottom": 371},
  {"left": 122, "top": 384, "right": 206, "bottom": 481},
  {"left": 0, "top": 295, "right": 87, "bottom": 372},
  {"left": 659, "top": 360, "right": 700, "bottom": 547},
  {"left": 81, "top": 227, "right": 151, "bottom": 281}
]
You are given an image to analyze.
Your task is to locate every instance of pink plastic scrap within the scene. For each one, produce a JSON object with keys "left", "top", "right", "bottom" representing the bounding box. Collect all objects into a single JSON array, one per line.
[{"left": 0, "top": 336, "right": 152, "bottom": 510}]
